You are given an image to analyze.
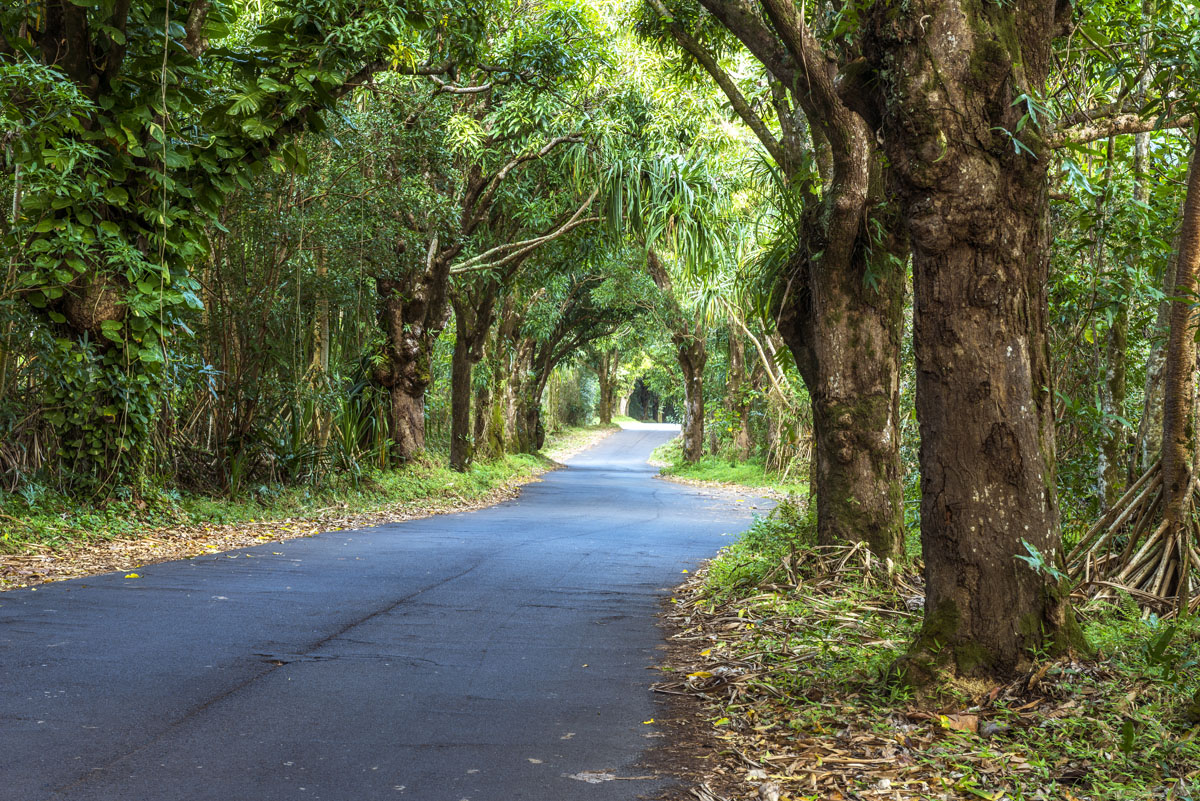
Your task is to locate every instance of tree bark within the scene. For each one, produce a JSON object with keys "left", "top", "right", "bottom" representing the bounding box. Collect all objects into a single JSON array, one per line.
[
  {"left": 448, "top": 284, "right": 499, "bottom": 471},
  {"left": 867, "top": 0, "right": 1084, "bottom": 678},
  {"left": 727, "top": 325, "right": 752, "bottom": 460},
  {"left": 595, "top": 348, "right": 618, "bottom": 425},
  {"left": 1160, "top": 139, "right": 1200, "bottom": 527},
  {"left": 1137, "top": 169, "right": 1190, "bottom": 476},
  {"left": 677, "top": 337, "right": 707, "bottom": 463},
  {"left": 510, "top": 337, "right": 541, "bottom": 454},
  {"left": 682, "top": 0, "right": 906, "bottom": 559},
  {"left": 449, "top": 318, "right": 474, "bottom": 470},
  {"left": 373, "top": 263, "right": 450, "bottom": 464},
  {"left": 776, "top": 243, "right": 905, "bottom": 559}
]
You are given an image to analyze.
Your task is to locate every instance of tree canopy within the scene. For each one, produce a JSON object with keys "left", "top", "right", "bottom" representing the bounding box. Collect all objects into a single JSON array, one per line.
[{"left": 6, "top": 0, "right": 1200, "bottom": 690}]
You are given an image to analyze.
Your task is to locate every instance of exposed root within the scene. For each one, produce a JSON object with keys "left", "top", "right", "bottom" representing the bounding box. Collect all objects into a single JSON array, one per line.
[{"left": 1069, "top": 459, "right": 1200, "bottom": 617}]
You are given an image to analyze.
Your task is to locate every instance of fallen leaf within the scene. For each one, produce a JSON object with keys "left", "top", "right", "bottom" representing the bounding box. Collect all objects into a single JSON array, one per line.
[{"left": 939, "top": 713, "right": 979, "bottom": 733}]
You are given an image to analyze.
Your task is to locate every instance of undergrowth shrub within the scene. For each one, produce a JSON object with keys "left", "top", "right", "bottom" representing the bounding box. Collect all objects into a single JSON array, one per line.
[{"left": 704, "top": 499, "right": 815, "bottom": 599}]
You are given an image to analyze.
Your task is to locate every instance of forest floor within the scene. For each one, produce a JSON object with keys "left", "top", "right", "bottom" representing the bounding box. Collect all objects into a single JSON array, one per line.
[
  {"left": 0, "top": 423, "right": 617, "bottom": 591},
  {"left": 650, "top": 505, "right": 1200, "bottom": 801}
]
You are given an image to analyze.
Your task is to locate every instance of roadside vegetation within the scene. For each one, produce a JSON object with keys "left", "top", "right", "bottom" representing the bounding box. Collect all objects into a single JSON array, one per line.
[
  {"left": 651, "top": 436, "right": 808, "bottom": 497},
  {"left": 0, "top": 423, "right": 615, "bottom": 589},
  {"left": 661, "top": 503, "right": 1200, "bottom": 800}
]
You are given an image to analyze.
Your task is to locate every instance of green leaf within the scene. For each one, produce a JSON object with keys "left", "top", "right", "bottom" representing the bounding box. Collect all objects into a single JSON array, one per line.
[
  {"left": 240, "top": 118, "right": 276, "bottom": 140},
  {"left": 138, "top": 346, "right": 164, "bottom": 364}
]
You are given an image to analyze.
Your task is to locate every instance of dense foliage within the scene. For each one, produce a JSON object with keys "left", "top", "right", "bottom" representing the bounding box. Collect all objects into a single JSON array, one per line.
[{"left": 5, "top": 0, "right": 1200, "bottom": 696}]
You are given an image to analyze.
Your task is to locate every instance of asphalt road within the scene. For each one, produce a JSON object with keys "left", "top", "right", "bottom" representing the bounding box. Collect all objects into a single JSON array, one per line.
[{"left": 0, "top": 425, "right": 763, "bottom": 801}]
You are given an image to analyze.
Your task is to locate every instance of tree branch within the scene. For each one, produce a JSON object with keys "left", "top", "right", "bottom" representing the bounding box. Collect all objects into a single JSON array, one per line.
[
  {"left": 645, "top": 0, "right": 786, "bottom": 167},
  {"left": 692, "top": 0, "right": 797, "bottom": 86},
  {"left": 461, "top": 134, "right": 583, "bottom": 235},
  {"left": 451, "top": 189, "right": 601, "bottom": 275},
  {"left": 429, "top": 76, "right": 493, "bottom": 95},
  {"left": 1050, "top": 113, "right": 1196, "bottom": 148}
]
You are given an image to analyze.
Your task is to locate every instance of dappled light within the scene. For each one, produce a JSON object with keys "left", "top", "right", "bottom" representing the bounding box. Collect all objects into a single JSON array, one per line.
[{"left": 3, "top": 0, "right": 1200, "bottom": 797}]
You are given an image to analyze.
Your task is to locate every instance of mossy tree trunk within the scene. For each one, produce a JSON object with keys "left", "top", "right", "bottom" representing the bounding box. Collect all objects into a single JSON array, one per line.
[
  {"left": 727, "top": 325, "right": 752, "bottom": 460},
  {"left": 670, "top": 0, "right": 907, "bottom": 559},
  {"left": 373, "top": 264, "right": 450, "bottom": 464},
  {"left": 595, "top": 347, "right": 619, "bottom": 425},
  {"left": 776, "top": 224, "right": 906, "bottom": 560},
  {"left": 1160, "top": 140, "right": 1200, "bottom": 534},
  {"left": 678, "top": 337, "right": 707, "bottom": 464},
  {"left": 449, "top": 280, "right": 500, "bottom": 471},
  {"left": 866, "top": 0, "right": 1084, "bottom": 678}
]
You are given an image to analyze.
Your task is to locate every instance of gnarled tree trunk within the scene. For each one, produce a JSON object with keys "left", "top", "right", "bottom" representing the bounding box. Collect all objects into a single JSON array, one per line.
[
  {"left": 681, "top": 0, "right": 907, "bottom": 560},
  {"left": 449, "top": 284, "right": 499, "bottom": 471},
  {"left": 595, "top": 347, "right": 618, "bottom": 425},
  {"left": 374, "top": 264, "right": 450, "bottom": 464},
  {"left": 867, "top": 0, "right": 1084, "bottom": 678},
  {"left": 777, "top": 242, "right": 905, "bottom": 560},
  {"left": 1160, "top": 140, "right": 1200, "bottom": 536}
]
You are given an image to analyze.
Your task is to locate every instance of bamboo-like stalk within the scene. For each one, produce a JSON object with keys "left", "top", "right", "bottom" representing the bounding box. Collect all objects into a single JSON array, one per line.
[
  {"left": 1069, "top": 462, "right": 1160, "bottom": 562},
  {"left": 1116, "top": 519, "right": 1171, "bottom": 582}
]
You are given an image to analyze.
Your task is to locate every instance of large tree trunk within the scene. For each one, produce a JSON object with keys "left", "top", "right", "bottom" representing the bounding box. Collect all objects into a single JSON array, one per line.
[
  {"left": 868, "top": 0, "right": 1083, "bottom": 679},
  {"left": 509, "top": 338, "right": 541, "bottom": 454},
  {"left": 374, "top": 268, "right": 450, "bottom": 464},
  {"left": 448, "top": 287, "right": 498, "bottom": 471},
  {"left": 1160, "top": 141, "right": 1200, "bottom": 529},
  {"left": 687, "top": 0, "right": 907, "bottom": 560},
  {"left": 387, "top": 384, "right": 426, "bottom": 461},
  {"left": 776, "top": 218, "right": 906, "bottom": 561},
  {"left": 678, "top": 337, "right": 707, "bottom": 463},
  {"left": 449, "top": 321, "right": 474, "bottom": 471},
  {"left": 596, "top": 348, "right": 618, "bottom": 425},
  {"left": 1136, "top": 176, "right": 1190, "bottom": 477}
]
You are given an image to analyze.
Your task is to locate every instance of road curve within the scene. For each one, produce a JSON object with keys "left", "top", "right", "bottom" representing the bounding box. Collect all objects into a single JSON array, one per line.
[{"left": 0, "top": 425, "right": 763, "bottom": 801}]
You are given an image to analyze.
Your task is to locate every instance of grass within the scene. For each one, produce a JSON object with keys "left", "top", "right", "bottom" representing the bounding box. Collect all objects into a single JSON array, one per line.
[
  {"left": 542, "top": 421, "right": 619, "bottom": 460},
  {"left": 0, "top": 423, "right": 614, "bottom": 554},
  {"left": 650, "top": 435, "right": 809, "bottom": 496},
  {"left": 667, "top": 504, "right": 1200, "bottom": 800},
  {"left": 0, "top": 454, "right": 545, "bottom": 553}
]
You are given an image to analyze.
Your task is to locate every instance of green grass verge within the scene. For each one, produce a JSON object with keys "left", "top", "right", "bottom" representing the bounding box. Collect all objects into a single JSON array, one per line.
[
  {"left": 651, "top": 436, "right": 808, "bottom": 496},
  {"left": 0, "top": 424, "right": 611, "bottom": 554},
  {"left": 541, "top": 422, "right": 619, "bottom": 460},
  {"left": 689, "top": 505, "right": 1200, "bottom": 799},
  {"left": 0, "top": 454, "right": 546, "bottom": 554}
]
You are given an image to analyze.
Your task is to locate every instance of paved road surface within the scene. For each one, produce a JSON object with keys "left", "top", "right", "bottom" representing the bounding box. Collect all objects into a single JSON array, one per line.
[{"left": 0, "top": 425, "right": 763, "bottom": 800}]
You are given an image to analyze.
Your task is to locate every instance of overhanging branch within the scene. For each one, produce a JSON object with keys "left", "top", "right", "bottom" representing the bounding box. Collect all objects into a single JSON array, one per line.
[
  {"left": 450, "top": 188, "right": 600, "bottom": 275},
  {"left": 1050, "top": 113, "right": 1195, "bottom": 148}
]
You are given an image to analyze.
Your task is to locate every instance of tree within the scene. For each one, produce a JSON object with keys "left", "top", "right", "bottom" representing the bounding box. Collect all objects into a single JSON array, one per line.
[
  {"left": 354, "top": 0, "right": 602, "bottom": 463},
  {"left": 853, "top": 0, "right": 1087, "bottom": 676},
  {"left": 501, "top": 253, "right": 648, "bottom": 452},
  {"left": 0, "top": 0, "right": 458, "bottom": 487},
  {"left": 646, "top": 248, "right": 707, "bottom": 462},
  {"left": 640, "top": 0, "right": 907, "bottom": 559}
]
